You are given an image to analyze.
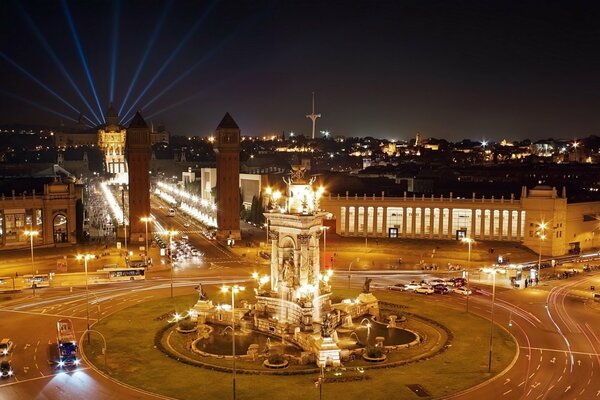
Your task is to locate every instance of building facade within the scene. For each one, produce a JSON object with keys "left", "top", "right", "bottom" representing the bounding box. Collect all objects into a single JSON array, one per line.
[
  {"left": 320, "top": 186, "right": 600, "bottom": 257},
  {"left": 0, "top": 182, "right": 78, "bottom": 249}
]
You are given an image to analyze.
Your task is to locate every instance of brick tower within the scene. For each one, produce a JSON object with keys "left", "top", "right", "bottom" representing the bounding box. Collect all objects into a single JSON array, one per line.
[
  {"left": 126, "top": 111, "right": 151, "bottom": 244},
  {"left": 214, "top": 113, "right": 241, "bottom": 240}
]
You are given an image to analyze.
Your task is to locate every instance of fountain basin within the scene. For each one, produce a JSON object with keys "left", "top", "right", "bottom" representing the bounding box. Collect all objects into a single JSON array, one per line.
[{"left": 192, "top": 324, "right": 302, "bottom": 357}]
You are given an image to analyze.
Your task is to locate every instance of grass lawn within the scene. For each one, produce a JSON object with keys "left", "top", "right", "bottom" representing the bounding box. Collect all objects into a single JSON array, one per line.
[{"left": 85, "top": 288, "right": 516, "bottom": 400}]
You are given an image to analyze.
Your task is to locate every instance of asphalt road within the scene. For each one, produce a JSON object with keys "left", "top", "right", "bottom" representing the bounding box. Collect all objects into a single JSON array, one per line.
[{"left": 1, "top": 200, "right": 599, "bottom": 399}]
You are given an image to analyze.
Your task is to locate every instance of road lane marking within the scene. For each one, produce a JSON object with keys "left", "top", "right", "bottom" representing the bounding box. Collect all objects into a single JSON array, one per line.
[
  {"left": 0, "top": 309, "right": 92, "bottom": 320},
  {"left": 503, "top": 389, "right": 512, "bottom": 395},
  {"left": 522, "top": 347, "right": 600, "bottom": 357}
]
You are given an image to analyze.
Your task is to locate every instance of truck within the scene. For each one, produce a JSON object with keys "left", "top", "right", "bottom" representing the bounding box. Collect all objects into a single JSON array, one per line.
[{"left": 57, "top": 319, "right": 79, "bottom": 368}]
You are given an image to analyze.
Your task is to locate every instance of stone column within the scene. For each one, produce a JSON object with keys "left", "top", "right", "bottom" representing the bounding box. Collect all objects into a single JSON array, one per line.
[
  {"left": 429, "top": 208, "right": 434, "bottom": 239},
  {"left": 382, "top": 207, "right": 388, "bottom": 237},
  {"left": 447, "top": 208, "right": 453, "bottom": 239},
  {"left": 298, "top": 234, "right": 311, "bottom": 288},
  {"left": 269, "top": 231, "right": 279, "bottom": 291}
]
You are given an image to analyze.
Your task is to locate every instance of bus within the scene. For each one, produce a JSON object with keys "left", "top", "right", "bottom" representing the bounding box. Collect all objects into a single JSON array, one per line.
[
  {"left": 57, "top": 319, "right": 79, "bottom": 368},
  {"left": 23, "top": 274, "right": 51, "bottom": 288},
  {"left": 0, "top": 277, "right": 15, "bottom": 292},
  {"left": 99, "top": 267, "right": 146, "bottom": 281}
]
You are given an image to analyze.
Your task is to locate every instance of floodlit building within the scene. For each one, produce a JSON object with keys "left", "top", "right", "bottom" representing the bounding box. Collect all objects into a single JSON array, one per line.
[
  {"left": 0, "top": 180, "right": 78, "bottom": 249},
  {"left": 320, "top": 185, "right": 600, "bottom": 257}
]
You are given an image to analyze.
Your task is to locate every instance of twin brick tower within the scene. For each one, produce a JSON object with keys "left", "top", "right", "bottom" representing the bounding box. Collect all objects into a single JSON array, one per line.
[{"left": 123, "top": 112, "right": 240, "bottom": 245}]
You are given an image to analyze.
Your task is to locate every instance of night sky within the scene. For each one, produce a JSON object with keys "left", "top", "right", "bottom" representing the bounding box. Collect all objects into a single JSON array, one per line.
[{"left": 1, "top": 0, "right": 600, "bottom": 141}]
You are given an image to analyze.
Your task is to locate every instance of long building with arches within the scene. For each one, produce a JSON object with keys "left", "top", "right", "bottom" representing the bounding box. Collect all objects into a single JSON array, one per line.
[{"left": 320, "top": 185, "right": 600, "bottom": 257}]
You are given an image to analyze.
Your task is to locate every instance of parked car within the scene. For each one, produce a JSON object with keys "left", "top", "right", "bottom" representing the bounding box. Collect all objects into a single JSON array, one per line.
[
  {"left": 0, "top": 361, "right": 12, "bottom": 378},
  {"left": 446, "top": 277, "right": 468, "bottom": 287},
  {"left": 388, "top": 283, "right": 407, "bottom": 291},
  {"left": 433, "top": 284, "right": 450, "bottom": 294},
  {"left": 454, "top": 287, "right": 472, "bottom": 296},
  {"left": 404, "top": 282, "right": 422, "bottom": 291},
  {"left": 0, "top": 339, "right": 13, "bottom": 356},
  {"left": 415, "top": 286, "right": 434, "bottom": 295},
  {"left": 429, "top": 279, "right": 446, "bottom": 286}
]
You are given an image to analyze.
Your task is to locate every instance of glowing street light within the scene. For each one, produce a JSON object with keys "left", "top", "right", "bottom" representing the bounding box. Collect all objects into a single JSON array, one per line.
[
  {"left": 76, "top": 253, "right": 94, "bottom": 343},
  {"left": 221, "top": 285, "right": 245, "bottom": 400},
  {"left": 537, "top": 222, "right": 547, "bottom": 275},
  {"left": 24, "top": 230, "right": 39, "bottom": 296}
]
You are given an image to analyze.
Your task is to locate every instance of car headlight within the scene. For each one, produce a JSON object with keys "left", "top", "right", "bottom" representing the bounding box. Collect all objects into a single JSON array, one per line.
[
  {"left": 74, "top": 359, "right": 80, "bottom": 365},
  {"left": 58, "top": 361, "right": 65, "bottom": 367},
  {"left": 8, "top": 371, "right": 12, "bottom": 376},
  {"left": 2, "top": 351, "right": 6, "bottom": 355}
]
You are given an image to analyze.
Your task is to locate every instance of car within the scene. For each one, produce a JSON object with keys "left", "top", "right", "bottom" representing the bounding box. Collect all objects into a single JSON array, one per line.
[
  {"left": 184, "top": 222, "right": 191, "bottom": 228},
  {"left": 429, "top": 279, "right": 446, "bottom": 286},
  {"left": 0, "top": 339, "right": 13, "bottom": 356},
  {"left": 454, "top": 287, "right": 472, "bottom": 296},
  {"left": 388, "top": 284, "right": 407, "bottom": 291},
  {"left": 0, "top": 361, "right": 12, "bottom": 378},
  {"left": 433, "top": 284, "right": 450, "bottom": 294},
  {"left": 415, "top": 286, "right": 434, "bottom": 295},
  {"left": 446, "top": 277, "right": 468, "bottom": 287},
  {"left": 404, "top": 282, "right": 422, "bottom": 291}
]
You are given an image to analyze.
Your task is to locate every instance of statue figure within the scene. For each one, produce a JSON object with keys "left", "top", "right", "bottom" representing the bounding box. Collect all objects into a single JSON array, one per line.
[
  {"left": 196, "top": 282, "right": 208, "bottom": 301},
  {"left": 362, "top": 277, "right": 372, "bottom": 294},
  {"left": 321, "top": 313, "right": 332, "bottom": 338}
]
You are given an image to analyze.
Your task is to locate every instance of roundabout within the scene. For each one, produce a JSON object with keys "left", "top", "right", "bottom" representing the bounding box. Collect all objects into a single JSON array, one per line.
[{"left": 83, "top": 287, "right": 518, "bottom": 399}]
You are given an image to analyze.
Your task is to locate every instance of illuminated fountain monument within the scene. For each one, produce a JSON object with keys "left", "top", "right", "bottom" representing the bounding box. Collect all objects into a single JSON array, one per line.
[
  {"left": 192, "top": 166, "right": 388, "bottom": 367},
  {"left": 256, "top": 165, "right": 341, "bottom": 366}
]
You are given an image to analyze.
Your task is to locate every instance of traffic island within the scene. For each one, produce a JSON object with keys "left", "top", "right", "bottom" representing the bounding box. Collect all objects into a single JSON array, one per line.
[{"left": 83, "top": 289, "right": 517, "bottom": 400}]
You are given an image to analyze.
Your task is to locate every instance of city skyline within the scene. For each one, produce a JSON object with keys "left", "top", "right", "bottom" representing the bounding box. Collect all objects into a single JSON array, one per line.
[{"left": 1, "top": 1, "right": 600, "bottom": 140}]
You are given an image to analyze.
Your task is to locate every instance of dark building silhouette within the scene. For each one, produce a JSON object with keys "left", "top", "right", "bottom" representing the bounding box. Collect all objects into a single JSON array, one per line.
[
  {"left": 126, "top": 112, "right": 151, "bottom": 244},
  {"left": 214, "top": 113, "right": 241, "bottom": 240}
]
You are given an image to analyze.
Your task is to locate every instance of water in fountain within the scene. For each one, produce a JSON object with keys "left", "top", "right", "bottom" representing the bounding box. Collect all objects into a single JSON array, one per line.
[
  {"left": 337, "top": 317, "right": 416, "bottom": 349},
  {"left": 194, "top": 324, "right": 302, "bottom": 356}
]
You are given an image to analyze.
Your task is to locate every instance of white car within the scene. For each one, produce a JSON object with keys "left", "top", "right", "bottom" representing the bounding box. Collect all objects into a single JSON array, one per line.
[
  {"left": 388, "top": 284, "right": 407, "bottom": 291},
  {"left": 404, "top": 283, "right": 422, "bottom": 291},
  {"left": 428, "top": 279, "right": 446, "bottom": 286},
  {"left": 454, "top": 287, "right": 472, "bottom": 296},
  {"left": 415, "top": 286, "right": 434, "bottom": 295}
]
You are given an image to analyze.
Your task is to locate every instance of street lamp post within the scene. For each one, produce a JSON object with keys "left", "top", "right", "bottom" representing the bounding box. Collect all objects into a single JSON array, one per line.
[
  {"left": 461, "top": 237, "right": 474, "bottom": 313},
  {"left": 166, "top": 230, "right": 178, "bottom": 298},
  {"left": 488, "top": 269, "right": 497, "bottom": 373},
  {"left": 221, "top": 285, "right": 244, "bottom": 400},
  {"left": 24, "top": 230, "right": 39, "bottom": 296},
  {"left": 537, "top": 222, "right": 547, "bottom": 274},
  {"left": 76, "top": 254, "right": 94, "bottom": 343},
  {"left": 140, "top": 217, "right": 152, "bottom": 264}
]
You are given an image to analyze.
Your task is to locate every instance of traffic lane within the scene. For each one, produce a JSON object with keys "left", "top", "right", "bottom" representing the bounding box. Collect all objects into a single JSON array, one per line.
[
  {"left": 0, "top": 309, "right": 83, "bottom": 383},
  {"left": 151, "top": 204, "right": 231, "bottom": 260},
  {"left": 0, "top": 367, "right": 163, "bottom": 400}
]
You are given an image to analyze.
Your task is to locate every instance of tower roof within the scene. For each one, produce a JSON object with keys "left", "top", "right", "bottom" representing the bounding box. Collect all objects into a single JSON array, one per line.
[
  {"left": 128, "top": 111, "right": 148, "bottom": 129},
  {"left": 217, "top": 112, "right": 239, "bottom": 130}
]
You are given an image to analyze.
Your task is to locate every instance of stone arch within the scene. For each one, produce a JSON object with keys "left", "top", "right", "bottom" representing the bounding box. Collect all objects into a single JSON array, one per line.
[{"left": 53, "top": 213, "right": 68, "bottom": 243}]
